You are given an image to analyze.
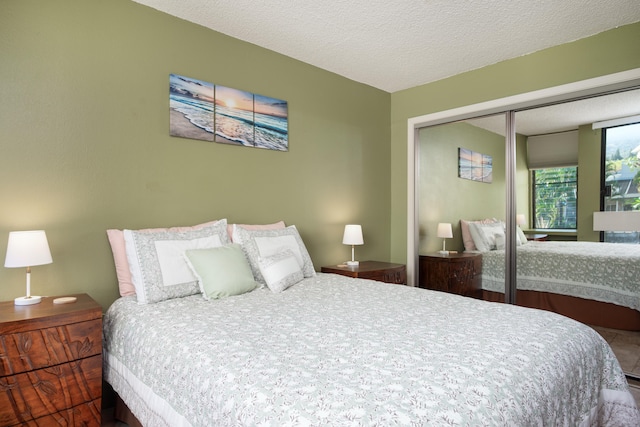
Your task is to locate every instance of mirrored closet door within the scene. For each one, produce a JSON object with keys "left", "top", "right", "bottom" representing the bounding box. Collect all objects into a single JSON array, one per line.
[{"left": 416, "top": 85, "right": 640, "bottom": 306}]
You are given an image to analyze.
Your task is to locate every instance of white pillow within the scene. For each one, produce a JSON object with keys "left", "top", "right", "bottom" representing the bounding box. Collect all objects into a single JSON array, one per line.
[
  {"left": 517, "top": 225, "right": 528, "bottom": 245},
  {"left": 236, "top": 225, "right": 315, "bottom": 284},
  {"left": 259, "top": 249, "right": 304, "bottom": 293},
  {"left": 460, "top": 218, "right": 499, "bottom": 251},
  {"left": 124, "top": 219, "right": 230, "bottom": 304},
  {"left": 495, "top": 226, "right": 528, "bottom": 249},
  {"left": 468, "top": 221, "right": 505, "bottom": 252}
]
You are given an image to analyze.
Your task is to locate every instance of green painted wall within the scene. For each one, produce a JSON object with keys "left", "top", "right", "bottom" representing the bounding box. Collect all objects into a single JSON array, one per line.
[
  {"left": 516, "top": 133, "right": 530, "bottom": 228},
  {"left": 390, "top": 22, "right": 640, "bottom": 264},
  {"left": 418, "top": 123, "right": 529, "bottom": 253},
  {"left": 418, "top": 123, "right": 505, "bottom": 253},
  {"left": 0, "top": 0, "right": 391, "bottom": 309},
  {"left": 2, "top": 1, "right": 638, "bottom": 307},
  {"left": 578, "top": 125, "right": 603, "bottom": 242}
]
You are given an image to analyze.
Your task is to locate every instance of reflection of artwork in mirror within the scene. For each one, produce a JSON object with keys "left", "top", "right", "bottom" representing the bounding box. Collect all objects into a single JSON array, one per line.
[{"left": 458, "top": 147, "right": 492, "bottom": 183}]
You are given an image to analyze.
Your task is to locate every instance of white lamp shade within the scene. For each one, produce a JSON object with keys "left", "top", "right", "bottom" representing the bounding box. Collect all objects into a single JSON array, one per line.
[
  {"left": 342, "top": 225, "right": 364, "bottom": 245},
  {"left": 5, "top": 230, "right": 53, "bottom": 268},
  {"left": 436, "top": 223, "right": 453, "bottom": 239},
  {"left": 593, "top": 211, "right": 640, "bottom": 231},
  {"left": 516, "top": 214, "right": 526, "bottom": 226}
]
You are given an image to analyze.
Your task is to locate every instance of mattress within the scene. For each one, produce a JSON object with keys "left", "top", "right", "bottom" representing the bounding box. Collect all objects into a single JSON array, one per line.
[
  {"left": 480, "top": 241, "right": 640, "bottom": 311},
  {"left": 103, "top": 273, "right": 640, "bottom": 426}
]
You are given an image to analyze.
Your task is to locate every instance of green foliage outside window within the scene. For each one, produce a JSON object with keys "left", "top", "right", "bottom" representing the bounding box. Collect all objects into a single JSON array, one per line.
[{"left": 533, "top": 167, "right": 577, "bottom": 229}]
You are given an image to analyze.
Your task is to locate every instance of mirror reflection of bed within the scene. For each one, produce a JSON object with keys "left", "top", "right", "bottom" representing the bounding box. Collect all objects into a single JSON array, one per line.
[{"left": 417, "top": 89, "right": 640, "bottom": 377}]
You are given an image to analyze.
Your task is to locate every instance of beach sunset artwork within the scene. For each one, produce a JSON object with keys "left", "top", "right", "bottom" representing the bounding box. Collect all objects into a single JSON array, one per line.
[
  {"left": 169, "top": 74, "right": 289, "bottom": 151},
  {"left": 170, "top": 74, "right": 214, "bottom": 142},
  {"left": 215, "top": 86, "right": 255, "bottom": 146},
  {"left": 458, "top": 147, "right": 492, "bottom": 183},
  {"left": 254, "top": 94, "right": 288, "bottom": 151}
]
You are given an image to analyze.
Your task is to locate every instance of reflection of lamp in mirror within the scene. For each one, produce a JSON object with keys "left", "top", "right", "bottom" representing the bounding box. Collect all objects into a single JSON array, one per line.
[
  {"left": 437, "top": 223, "right": 453, "bottom": 255},
  {"left": 342, "top": 225, "right": 364, "bottom": 266},
  {"left": 4, "top": 230, "right": 53, "bottom": 306},
  {"left": 516, "top": 214, "right": 526, "bottom": 227}
]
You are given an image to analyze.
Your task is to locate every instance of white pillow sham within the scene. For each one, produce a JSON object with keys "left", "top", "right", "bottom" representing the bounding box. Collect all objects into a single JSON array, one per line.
[
  {"left": 235, "top": 225, "right": 315, "bottom": 284},
  {"left": 460, "top": 218, "right": 499, "bottom": 251},
  {"left": 259, "top": 249, "right": 304, "bottom": 293},
  {"left": 470, "top": 222, "right": 529, "bottom": 251},
  {"left": 124, "top": 219, "right": 230, "bottom": 304},
  {"left": 468, "top": 221, "right": 505, "bottom": 252},
  {"left": 516, "top": 226, "right": 528, "bottom": 245}
]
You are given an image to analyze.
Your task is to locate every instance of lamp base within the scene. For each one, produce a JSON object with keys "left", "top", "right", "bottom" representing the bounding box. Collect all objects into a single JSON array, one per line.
[
  {"left": 15, "top": 295, "right": 42, "bottom": 306},
  {"left": 438, "top": 250, "right": 450, "bottom": 255},
  {"left": 346, "top": 260, "right": 359, "bottom": 266}
]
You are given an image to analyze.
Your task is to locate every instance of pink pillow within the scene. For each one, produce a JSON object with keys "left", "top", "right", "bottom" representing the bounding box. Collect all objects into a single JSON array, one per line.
[
  {"left": 228, "top": 221, "right": 286, "bottom": 243},
  {"left": 107, "top": 220, "right": 221, "bottom": 297}
]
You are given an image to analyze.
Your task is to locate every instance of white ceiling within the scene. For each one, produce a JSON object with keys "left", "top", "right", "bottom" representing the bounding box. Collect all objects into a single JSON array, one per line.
[
  {"left": 467, "top": 88, "right": 640, "bottom": 136},
  {"left": 134, "top": 0, "right": 640, "bottom": 93},
  {"left": 134, "top": 0, "right": 640, "bottom": 135}
]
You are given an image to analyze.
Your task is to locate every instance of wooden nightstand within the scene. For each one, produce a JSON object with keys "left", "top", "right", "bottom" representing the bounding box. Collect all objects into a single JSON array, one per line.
[
  {"left": 525, "top": 233, "right": 548, "bottom": 241},
  {"left": 321, "top": 261, "right": 407, "bottom": 285},
  {"left": 419, "top": 253, "right": 482, "bottom": 298},
  {"left": 0, "top": 293, "right": 103, "bottom": 426}
]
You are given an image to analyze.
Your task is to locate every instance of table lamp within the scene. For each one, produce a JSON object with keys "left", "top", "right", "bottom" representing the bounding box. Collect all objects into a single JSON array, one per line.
[
  {"left": 342, "top": 224, "right": 364, "bottom": 266},
  {"left": 437, "top": 223, "right": 453, "bottom": 254},
  {"left": 4, "top": 230, "right": 53, "bottom": 306}
]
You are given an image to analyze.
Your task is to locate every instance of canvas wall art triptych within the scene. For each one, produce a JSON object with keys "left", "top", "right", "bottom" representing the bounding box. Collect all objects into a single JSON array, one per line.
[
  {"left": 169, "top": 74, "right": 289, "bottom": 152},
  {"left": 458, "top": 147, "right": 493, "bottom": 183}
]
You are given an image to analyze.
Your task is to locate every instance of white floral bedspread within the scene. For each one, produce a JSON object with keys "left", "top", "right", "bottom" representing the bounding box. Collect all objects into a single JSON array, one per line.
[
  {"left": 481, "top": 241, "right": 640, "bottom": 311},
  {"left": 103, "top": 274, "right": 639, "bottom": 426}
]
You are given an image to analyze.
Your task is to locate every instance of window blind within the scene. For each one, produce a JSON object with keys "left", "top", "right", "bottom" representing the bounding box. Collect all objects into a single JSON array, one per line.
[{"left": 526, "top": 130, "right": 578, "bottom": 169}]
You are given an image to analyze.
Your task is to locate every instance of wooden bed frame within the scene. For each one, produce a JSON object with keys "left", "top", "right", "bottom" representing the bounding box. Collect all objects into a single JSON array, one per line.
[
  {"left": 113, "top": 394, "right": 143, "bottom": 427},
  {"left": 482, "top": 289, "right": 640, "bottom": 331}
]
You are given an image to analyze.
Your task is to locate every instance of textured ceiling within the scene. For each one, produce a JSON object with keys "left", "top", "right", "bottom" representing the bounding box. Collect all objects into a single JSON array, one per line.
[
  {"left": 468, "top": 88, "right": 640, "bottom": 136},
  {"left": 133, "top": 0, "right": 640, "bottom": 93},
  {"left": 133, "top": 0, "right": 640, "bottom": 134}
]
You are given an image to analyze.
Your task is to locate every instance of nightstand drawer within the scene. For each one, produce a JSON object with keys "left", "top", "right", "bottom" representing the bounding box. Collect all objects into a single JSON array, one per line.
[
  {"left": 321, "top": 261, "right": 407, "bottom": 285},
  {"left": 0, "top": 293, "right": 103, "bottom": 426},
  {"left": 0, "top": 354, "right": 102, "bottom": 426},
  {"left": 419, "top": 253, "right": 482, "bottom": 298},
  {"left": 0, "top": 318, "right": 102, "bottom": 376}
]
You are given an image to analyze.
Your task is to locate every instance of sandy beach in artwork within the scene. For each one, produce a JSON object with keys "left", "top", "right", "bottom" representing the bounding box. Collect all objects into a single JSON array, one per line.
[
  {"left": 170, "top": 109, "right": 214, "bottom": 142},
  {"left": 215, "top": 133, "right": 245, "bottom": 146}
]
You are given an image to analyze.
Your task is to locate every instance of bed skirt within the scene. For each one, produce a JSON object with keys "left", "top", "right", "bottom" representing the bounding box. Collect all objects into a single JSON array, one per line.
[{"left": 482, "top": 290, "right": 640, "bottom": 331}]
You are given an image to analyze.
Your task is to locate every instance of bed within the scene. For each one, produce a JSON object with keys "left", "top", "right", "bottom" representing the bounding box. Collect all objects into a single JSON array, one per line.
[
  {"left": 103, "top": 275, "right": 640, "bottom": 426},
  {"left": 460, "top": 219, "right": 640, "bottom": 331},
  {"left": 479, "top": 241, "right": 640, "bottom": 331},
  {"left": 103, "top": 219, "right": 639, "bottom": 425}
]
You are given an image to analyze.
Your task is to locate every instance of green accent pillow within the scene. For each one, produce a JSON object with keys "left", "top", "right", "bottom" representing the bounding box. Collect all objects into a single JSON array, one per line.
[{"left": 184, "top": 244, "right": 257, "bottom": 300}]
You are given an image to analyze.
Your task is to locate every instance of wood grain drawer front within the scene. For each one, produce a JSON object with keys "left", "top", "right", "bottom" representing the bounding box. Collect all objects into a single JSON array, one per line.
[
  {"left": 382, "top": 266, "right": 407, "bottom": 284},
  {"left": 421, "top": 258, "right": 449, "bottom": 292},
  {"left": 365, "top": 266, "right": 406, "bottom": 284},
  {"left": 419, "top": 254, "right": 482, "bottom": 298},
  {"left": 0, "top": 318, "right": 102, "bottom": 377},
  {"left": 10, "top": 401, "right": 101, "bottom": 427},
  {"left": 0, "top": 354, "right": 102, "bottom": 426},
  {"left": 321, "top": 262, "right": 407, "bottom": 285},
  {"left": 449, "top": 258, "right": 476, "bottom": 293}
]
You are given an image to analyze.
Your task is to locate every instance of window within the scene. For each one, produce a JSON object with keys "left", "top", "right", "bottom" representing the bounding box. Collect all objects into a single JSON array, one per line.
[
  {"left": 601, "top": 122, "right": 640, "bottom": 243},
  {"left": 532, "top": 167, "right": 577, "bottom": 229}
]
